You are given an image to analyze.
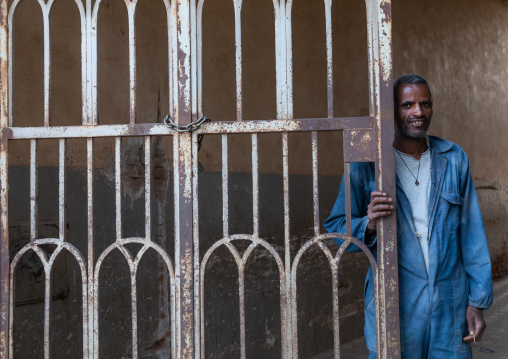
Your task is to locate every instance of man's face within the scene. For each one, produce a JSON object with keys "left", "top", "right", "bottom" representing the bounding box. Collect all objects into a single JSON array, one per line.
[{"left": 395, "top": 84, "right": 433, "bottom": 139}]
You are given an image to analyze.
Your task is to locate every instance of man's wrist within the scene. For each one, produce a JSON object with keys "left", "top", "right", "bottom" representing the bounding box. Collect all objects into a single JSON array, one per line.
[{"left": 366, "top": 221, "right": 376, "bottom": 235}]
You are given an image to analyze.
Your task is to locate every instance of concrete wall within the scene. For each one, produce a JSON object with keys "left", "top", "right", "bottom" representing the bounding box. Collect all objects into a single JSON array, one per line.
[{"left": 6, "top": 0, "right": 508, "bottom": 357}]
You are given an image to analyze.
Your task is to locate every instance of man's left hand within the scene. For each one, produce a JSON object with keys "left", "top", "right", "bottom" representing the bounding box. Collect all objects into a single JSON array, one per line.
[{"left": 462, "top": 306, "right": 486, "bottom": 343}]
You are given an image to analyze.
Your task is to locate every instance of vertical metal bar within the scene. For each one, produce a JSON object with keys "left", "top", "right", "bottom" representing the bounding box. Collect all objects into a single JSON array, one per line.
[
  {"left": 81, "top": 257, "right": 89, "bottom": 359},
  {"left": 372, "top": 1, "right": 401, "bottom": 357},
  {"left": 284, "top": 2, "right": 293, "bottom": 120},
  {"left": 190, "top": 0, "right": 197, "bottom": 119},
  {"left": 190, "top": 0, "right": 199, "bottom": 346},
  {"left": 1, "top": 0, "right": 10, "bottom": 352},
  {"left": 222, "top": 134, "right": 228, "bottom": 238},
  {"left": 168, "top": 7, "right": 174, "bottom": 119},
  {"left": 234, "top": 0, "right": 243, "bottom": 121},
  {"left": 174, "top": 0, "right": 194, "bottom": 356},
  {"left": 43, "top": 6, "right": 51, "bottom": 127},
  {"left": 92, "top": 263, "right": 100, "bottom": 359},
  {"left": 366, "top": 0, "right": 386, "bottom": 358},
  {"left": 173, "top": 130, "right": 194, "bottom": 358},
  {"left": 144, "top": 136, "right": 151, "bottom": 241},
  {"left": 279, "top": 2, "right": 287, "bottom": 119},
  {"left": 79, "top": 1, "right": 87, "bottom": 125},
  {"left": 324, "top": 0, "right": 333, "bottom": 118},
  {"left": 170, "top": 0, "right": 177, "bottom": 121},
  {"left": 199, "top": 262, "right": 205, "bottom": 359},
  {"left": 30, "top": 139, "right": 38, "bottom": 241},
  {"left": 197, "top": 0, "right": 204, "bottom": 116},
  {"left": 0, "top": 135, "right": 7, "bottom": 359},
  {"left": 311, "top": 131, "right": 319, "bottom": 236},
  {"left": 85, "top": 0, "right": 92, "bottom": 125},
  {"left": 128, "top": 8, "right": 137, "bottom": 124},
  {"left": 238, "top": 266, "right": 246, "bottom": 359},
  {"left": 190, "top": 0, "right": 199, "bottom": 355},
  {"left": 331, "top": 266, "right": 340, "bottom": 359},
  {"left": 282, "top": 132, "right": 293, "bottom": 358},
  {"left": 367, "top": 3, "right": 384, "bottom": 355},
  {"left": 282, "top": 3, "right": 293, "bottom": 357},
  {"left": 245, "top": 133, "right": 258, "bottom": 359},
  {"left": 274, "top": 6, "right": 282, "bottom": 119},
  {"left": 130, "top": 268, "right": 138, "bottom": 359},
  {"left": 192, "top": 132, "right": 201, "bottom": 359},
  {"left": 344, "top": 162, "right": 352, "bottom": 237},
  {"left": 152, "top": 139, "right": 172, "bottom": 359},
  {"left": 0, "top": 138, "right": 8, "bottom": 359},
  {"left": 59, "top": 139, "right": 66, "bottom": 241},
  {"left": 7, "top": 4, "right": 13, "bottom": 127},
  {"left": 115, "top": 137, "right": 122, "bottom": 240},
  {"left": 366, "top": 0, "right": 375, "bottom": 117},
  {"left": 171, "top": 5, "right": 179, "bottom": 355},
  {"left": 91, "top": 2, "right": 99, "bottom": 125},
  {"left": 8, "top": 256, "right": 15, "bottom": 359},
  {"left": 43, "top": 264, "right": 51, "bottom": 359},
  {"left": 252, "top": 134, "right": 259, "bottom": 237},
  {"left": 87, "top": 138, "right": 95, "bottom": 358}
]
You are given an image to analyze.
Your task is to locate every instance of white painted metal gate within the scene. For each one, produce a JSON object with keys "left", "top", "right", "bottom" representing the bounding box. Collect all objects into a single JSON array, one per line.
[{"left": 0, "top": 0, "right": 401, "bottom": 357}]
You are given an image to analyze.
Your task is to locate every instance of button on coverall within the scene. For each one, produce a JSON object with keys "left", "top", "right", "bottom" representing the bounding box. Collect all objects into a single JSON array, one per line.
[{"left": 323, "top": 136, "right": 493, "bottom": 358}]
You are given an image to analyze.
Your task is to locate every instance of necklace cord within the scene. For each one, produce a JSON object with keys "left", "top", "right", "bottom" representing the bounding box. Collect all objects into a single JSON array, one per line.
[{"left": 395, "top": 150, "right": 421, "bottom": 186}]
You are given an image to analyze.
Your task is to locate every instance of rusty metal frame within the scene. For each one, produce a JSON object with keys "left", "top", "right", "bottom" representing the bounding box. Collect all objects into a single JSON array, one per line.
[{"left": 0, "top": 0, "right": 400, "bottom": 358}]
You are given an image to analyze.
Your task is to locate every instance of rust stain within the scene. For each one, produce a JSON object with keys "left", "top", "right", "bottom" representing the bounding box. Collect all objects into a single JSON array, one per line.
[
  {"left": 0, "top": 332, "right": 6, "bottom": 357},
  {"left": 0, "top": 128, "right": 12, "bottom": 141},
  {"left": 379, "top": 1, "right": 393, "bottom": 25}
]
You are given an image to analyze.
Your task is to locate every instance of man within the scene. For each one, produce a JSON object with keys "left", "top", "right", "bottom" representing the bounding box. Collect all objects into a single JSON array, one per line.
[{"left": 324, "top": 74, "right": 493, "bottom": 358}]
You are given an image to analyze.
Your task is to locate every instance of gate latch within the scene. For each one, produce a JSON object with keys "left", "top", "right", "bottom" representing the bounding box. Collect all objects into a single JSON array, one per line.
[{"left": 163, "top": 114, "right": 210, "bottom": 173}]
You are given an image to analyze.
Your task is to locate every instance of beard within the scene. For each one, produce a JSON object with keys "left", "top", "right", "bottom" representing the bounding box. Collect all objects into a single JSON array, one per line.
[{"left": 396, "top": 116, "right": 430, "bottom": 139}]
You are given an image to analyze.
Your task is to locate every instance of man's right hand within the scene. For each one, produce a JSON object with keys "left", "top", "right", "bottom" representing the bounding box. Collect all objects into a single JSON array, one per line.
[{"left": 366, "top": 191, "right": 394, "bottom": 235}]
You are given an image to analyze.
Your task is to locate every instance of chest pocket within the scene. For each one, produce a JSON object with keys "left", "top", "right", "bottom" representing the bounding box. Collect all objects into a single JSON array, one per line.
[{"left": 440, "top": 191, "right": 463, "bottom": 233}]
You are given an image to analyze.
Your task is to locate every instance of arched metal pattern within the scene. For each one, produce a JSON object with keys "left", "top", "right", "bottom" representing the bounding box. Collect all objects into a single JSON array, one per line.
[
  {"left": 199, "top": 234, "right": 286, "bottom": 359},
  {"left": 93, "top": 237, "right": 177, "bottom": 359},
  {"left": 0, "top": 0, "right": 399, "bottom": 359},
  {"left": 289, "top": 234, "right": 378, "bottom": 359},
  {"left": 9, "top": 239, "right": 89, "bottom": 359},
  {"left": 7, "top": 0, "right": 87, "bottom": 127}
]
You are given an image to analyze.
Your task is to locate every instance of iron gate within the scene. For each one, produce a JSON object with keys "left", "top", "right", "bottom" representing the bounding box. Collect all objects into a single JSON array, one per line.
[{"left": 0, "top": 0, "right": 401, "bottom": 357}]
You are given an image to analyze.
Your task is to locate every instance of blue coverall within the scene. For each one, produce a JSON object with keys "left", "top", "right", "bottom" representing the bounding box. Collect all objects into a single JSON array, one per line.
[{"left": 324, "top": 136, "right": 493, "bottom": 358}]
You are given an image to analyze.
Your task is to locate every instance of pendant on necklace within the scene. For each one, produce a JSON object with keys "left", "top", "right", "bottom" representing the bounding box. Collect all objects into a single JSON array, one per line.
[{"left": 415, "top": 180, "right": 420, "bottom": 186}]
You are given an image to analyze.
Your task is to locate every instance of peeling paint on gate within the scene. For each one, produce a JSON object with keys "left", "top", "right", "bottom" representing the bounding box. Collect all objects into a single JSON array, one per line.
[{"left": 0, "top": 0, "right": 400, "bottom": 358}]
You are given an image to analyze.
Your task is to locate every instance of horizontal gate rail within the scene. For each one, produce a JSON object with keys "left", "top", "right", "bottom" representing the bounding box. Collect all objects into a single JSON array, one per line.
[
  {"left": 196, "top": 117, "right": 374, "bottom": 135},
  {"left": 4, "top": 117, "right": 374, "bottom": 140}
]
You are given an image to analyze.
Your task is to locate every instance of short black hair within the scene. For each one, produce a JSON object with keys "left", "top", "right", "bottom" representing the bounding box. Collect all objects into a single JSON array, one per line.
[{"left": 393, "top": 74, "right": 432, "bottom": 100}]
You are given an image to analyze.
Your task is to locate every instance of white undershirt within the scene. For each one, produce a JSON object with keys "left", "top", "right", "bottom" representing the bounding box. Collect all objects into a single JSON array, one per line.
[{"left": 394, "top": 143, "right": 432, "bottom": 274}]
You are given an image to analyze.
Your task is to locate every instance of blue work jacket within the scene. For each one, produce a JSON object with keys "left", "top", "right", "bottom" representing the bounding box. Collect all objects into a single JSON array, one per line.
[{"left": 324, "top": 136, "right": 493, "bottom": 358}]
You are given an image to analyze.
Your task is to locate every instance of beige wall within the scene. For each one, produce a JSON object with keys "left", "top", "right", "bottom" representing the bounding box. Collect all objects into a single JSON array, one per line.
[
  {"left": 394, "top": 0, "right": 508, "bottom": 181},
  {"left": 391, "top": 0, "right": 508, "bottom": 278}
]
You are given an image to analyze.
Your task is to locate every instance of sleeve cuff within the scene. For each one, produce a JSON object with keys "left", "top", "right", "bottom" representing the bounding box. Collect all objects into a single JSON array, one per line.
[
  {"left": 467, "top": 300, "right": 491, "bottom": 310},
  {"left": 358, "top": 216, "right": 377, "bottom": 247}
]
